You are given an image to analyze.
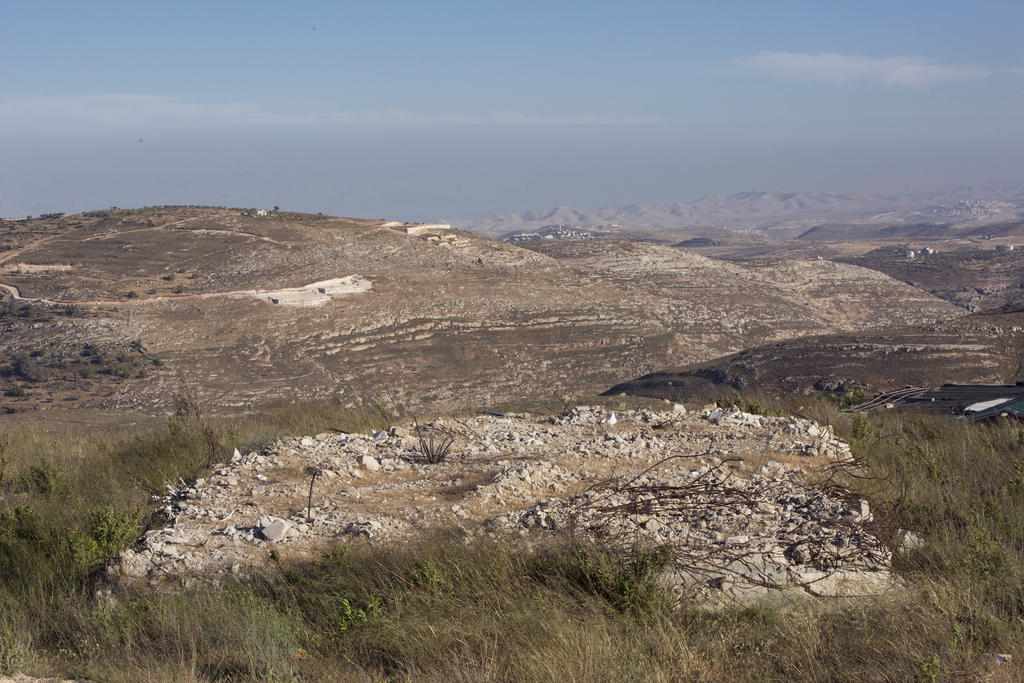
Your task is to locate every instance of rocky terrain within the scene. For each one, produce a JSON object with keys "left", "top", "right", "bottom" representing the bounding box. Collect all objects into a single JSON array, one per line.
[
  {"left": 607, "top": 306, "right": 1024, "bottom": 404},
  {"left": 113, "top": 404, "right": 899, "bottom": 607},
  {"left": 838, "top": 247, "right": 1024, "bottom": 312},
  {"left": 0, "top": 207, "right": 963, "bottom": 414}
]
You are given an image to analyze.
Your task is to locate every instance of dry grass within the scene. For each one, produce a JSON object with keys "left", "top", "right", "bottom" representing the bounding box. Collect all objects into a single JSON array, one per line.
[{"left": 0, "top": 396, "right": 1022, "bottom": 680}]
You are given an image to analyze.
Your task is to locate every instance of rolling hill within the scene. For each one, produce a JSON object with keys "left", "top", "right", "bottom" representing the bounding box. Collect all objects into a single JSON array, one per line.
[{"left": 0, "top": 206, "right": 962, "bottom": 415}]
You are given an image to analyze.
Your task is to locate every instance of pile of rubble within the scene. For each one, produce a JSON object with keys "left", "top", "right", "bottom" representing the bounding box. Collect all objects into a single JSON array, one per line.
[
  {"left": 113, "top": 404, "right": 901, "bottom": 605},
  {"left": 490, "top": 456, "right": 888, "bottom": 603}
]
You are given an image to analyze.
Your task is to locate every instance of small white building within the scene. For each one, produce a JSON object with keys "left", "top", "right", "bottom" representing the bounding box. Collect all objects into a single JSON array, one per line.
[
  {"left": 996, "top": 244, "right": 1015, "bottom": 252},
  {"left": 921, "top": 247, "right": 935, "bottom": 255},
  {"left": 906, "top": 250, "right": 916, "bottom": 259}
]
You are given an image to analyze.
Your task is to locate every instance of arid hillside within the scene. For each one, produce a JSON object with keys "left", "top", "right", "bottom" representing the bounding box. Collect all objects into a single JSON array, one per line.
[
  {"left": 0, "top": 207, "right": 963, "bottom": 415},
  {"left": 605, "top": 304, "right": 1024, "bottom": 403},
  {"left": 837, "top": 247, "right": 1024, "bottom": 312}
]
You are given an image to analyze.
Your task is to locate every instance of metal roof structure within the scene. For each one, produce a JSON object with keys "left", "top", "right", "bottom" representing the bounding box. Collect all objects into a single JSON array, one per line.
[
  {"left": 849, "top": 382, "right": 1024, "bottom": 419},
  {"left": 965, "top": 394, "right": 1024, "bottom": 421}
]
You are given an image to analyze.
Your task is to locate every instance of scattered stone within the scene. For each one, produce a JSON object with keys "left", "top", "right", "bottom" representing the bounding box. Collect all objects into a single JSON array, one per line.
[
  {"left": 801, "top": 569, "right": 893, "bottom": 598},
  {"left": 357, "top": 455, "right": 381, "bottom": 471},
  {"left": 344, "top": 520, "right": 380, "bottom": 538},
  {"left": 111, "top": 404, "right": 891, "bottom": 608},
  {"left": 896, "top": 528, "right": 925, "bottom": 551},
  {"left": 258, "top": 516, "right": 290, "bottom": 542}
]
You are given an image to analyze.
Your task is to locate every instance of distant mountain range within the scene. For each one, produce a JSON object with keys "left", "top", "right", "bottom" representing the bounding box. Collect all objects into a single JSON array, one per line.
[{"left": 452, "top": 188, "right": 1024, "bottom": 240}]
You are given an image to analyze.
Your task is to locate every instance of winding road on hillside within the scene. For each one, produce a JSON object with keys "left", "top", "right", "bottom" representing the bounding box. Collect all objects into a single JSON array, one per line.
[
  {"left": 0, "top": 276, "right": 372, "bottom": 308},
  {"left": 0, "top": 216, "right": 301, "bottom": 307}
]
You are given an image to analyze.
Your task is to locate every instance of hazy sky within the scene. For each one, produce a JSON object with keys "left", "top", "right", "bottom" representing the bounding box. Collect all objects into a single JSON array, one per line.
[{"left": 2, "top": 1, "right": 1023, "bottom": 219}]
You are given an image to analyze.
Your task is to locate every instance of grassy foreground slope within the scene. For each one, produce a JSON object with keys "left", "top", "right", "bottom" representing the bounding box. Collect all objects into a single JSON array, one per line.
[{"left": 0, "top": 394, "right": 1021, "bottom": 681}]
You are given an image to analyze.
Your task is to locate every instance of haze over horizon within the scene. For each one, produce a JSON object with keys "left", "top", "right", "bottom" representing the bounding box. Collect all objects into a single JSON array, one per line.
[{"left": 3, "top": 1, "right": 1024, "bottom": 220}]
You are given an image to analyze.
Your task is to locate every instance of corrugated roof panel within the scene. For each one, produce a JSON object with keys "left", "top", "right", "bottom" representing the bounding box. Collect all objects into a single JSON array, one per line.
[{"left": 965, "top": 398, "right": 1014, "bottom": 413}]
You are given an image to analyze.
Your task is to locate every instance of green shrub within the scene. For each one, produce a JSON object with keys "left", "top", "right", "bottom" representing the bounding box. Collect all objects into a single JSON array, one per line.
[
  {"left": 825, "top": 387, "right": 866, "bottom": 408},
  {"left": 714, "top": 392, "right": 783, "bottom": 417},
  {"left": 0, "top": 505, "right": 83, "bottom": 584},
  {"left": 408, "top": 559, "right": 453, "bottom": 594},
  {"left": 0, "top": 624, "right": 26, "bottom": 675},
  {"left": 89, "top": 505, "right": 140, "bottom": 560},
  {"left": 848, "top": 413, "right": 875, "bottom": 444},
  {"left": 535, "top": 543, "right": 675, "bottom": 618},
  {"left": 17, "top": 461, "right": 67, "bottom": 498}
]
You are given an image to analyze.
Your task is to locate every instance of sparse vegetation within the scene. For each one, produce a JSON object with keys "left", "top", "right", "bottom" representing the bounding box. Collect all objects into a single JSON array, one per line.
[
  {"left": 413, "top": 417, "right": 455, "bottom": 464},
  {"left": 825, "top": 386, "right": 867, "bottom": 409},
  {"left": 0, "top": 301, "right": 78, "bottom": 326},
  {"left": 0, "top": 341, "right": 157, "bottom": 404},
  {"left": 714, "top": 391, "right": 785, "bottom": 417},
  {"left": 838, "top": 247, "right": 1024, "bottom": 311},
  {"left": 0, "top": 395, "right": 1020, "bottom": 679}
]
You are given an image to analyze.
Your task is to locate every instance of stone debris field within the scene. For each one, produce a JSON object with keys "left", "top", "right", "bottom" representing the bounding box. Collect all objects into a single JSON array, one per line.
[{"left": 114, "top": 405, "right": 898, "bottom": 606}]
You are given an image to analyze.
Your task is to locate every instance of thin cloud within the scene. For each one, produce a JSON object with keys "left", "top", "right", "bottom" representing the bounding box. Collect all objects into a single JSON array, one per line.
[
  {"left": 491, "top": 111, "right": 663, "bottom": 126},
  {"left": 1007, "top": 66, "right": 1024, "bottom": 75},
  {"left": 0, "top": 94, "right": 661, "bottom": 132},
  {"left": 729, "top": 51, "right": 990, "bottom": 87}
]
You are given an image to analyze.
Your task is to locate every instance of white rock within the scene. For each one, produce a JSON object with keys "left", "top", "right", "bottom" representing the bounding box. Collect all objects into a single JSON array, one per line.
[
  {"left": 259, "top": 517, "right": 290, "bottom": 542},
  {"left": 231, "top": 448, "right": 242, "bottom": 463},
  {"left": 300, "top": 436, "right": 315, "bottom": 447},
  {"left": 672, "top": 403, "right": 686, "bottom": 415},
  {"left": 802, "top": 569, "right": 892, "bottom": 597},
  {"left": 896, "top": 528, "right": 925, "bottom": 550},
  {"left": 357, "top": 454, "right": 381, "bottom": 471}
]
